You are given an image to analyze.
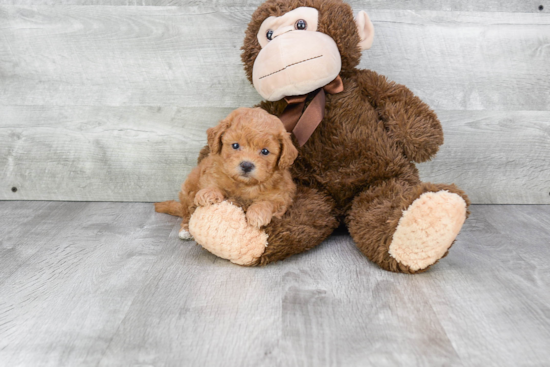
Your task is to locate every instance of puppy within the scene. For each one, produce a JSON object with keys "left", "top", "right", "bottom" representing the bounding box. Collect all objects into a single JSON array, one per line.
[{"left": 155, "top": 107, "right": 298, "bottom": 240}]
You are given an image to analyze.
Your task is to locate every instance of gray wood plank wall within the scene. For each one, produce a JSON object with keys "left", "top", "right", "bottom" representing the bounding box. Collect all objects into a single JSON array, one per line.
[{"left": 1, "top": 3, "right": 549, "bottom": 203}]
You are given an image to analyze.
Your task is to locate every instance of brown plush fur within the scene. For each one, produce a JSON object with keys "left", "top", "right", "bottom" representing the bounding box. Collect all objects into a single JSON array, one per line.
[
  {"left": 156, "top": 107, "right": 298, "bottom": 232},
  {"left": 259, "top": 186, "right": 338, "bottom": 265},
  {"left": 228, "top": 0, "right": 470, "bottom": 272}
]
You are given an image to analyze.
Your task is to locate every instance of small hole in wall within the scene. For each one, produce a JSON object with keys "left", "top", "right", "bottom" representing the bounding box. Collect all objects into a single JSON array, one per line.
[
  {"left": 11, "top": 187, "right": 17, "bottom": 193},
  {"left": 540, "top": 5, "right": 544, "bottom": 11}
]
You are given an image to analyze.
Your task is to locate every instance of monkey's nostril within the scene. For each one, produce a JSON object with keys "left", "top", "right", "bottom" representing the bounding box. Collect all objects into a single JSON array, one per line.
[{"left": 240, "top": 161, "right": 255, "bottom": 173}]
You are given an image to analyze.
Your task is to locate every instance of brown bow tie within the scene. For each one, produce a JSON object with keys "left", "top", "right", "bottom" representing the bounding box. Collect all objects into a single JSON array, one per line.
[{"left": 279, "top": 75, "right": 344, "bottom": 147}]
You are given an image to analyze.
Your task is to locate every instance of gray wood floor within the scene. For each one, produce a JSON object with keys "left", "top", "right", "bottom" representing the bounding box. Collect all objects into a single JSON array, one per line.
[{"left": 1, "top": 202, "right": 549, "bottom": 366}]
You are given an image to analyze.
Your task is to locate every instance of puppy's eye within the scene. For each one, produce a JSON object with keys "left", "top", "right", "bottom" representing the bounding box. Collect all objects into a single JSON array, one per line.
[
  {"left": 266, "top": 30, "right": 273, "bottom": 40},
  {"left": 232, "top": 143, "right": 240, "bottom": 150},
  {"left": 261, "top": 148, "right": 270, "bottom": 156},
  {"left": 295, "top": 19, "right": 307, "bottom": 30}
]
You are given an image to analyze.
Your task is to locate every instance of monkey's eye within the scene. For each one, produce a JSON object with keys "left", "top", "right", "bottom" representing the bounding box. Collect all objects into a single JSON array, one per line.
[
  {"left": 295, "top": 19, "right": 307, "bottom": 30},
  {"left": 261, "top": 148, "right": 270, "bottom": 156},
  {"left": 266, "top": 29, "right": 273, "bottom": 40},
  {"left": 232, "top": 143, "right": 240, "bottom": 150}
]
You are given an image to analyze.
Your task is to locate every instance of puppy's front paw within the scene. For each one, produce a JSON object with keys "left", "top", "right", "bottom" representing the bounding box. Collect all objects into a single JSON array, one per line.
[
  {"left": 246, "top": 206, "right": 273, "bottom": 228},
  {"left": 194, "top": 188, "right": 224, "bottom": 207}
]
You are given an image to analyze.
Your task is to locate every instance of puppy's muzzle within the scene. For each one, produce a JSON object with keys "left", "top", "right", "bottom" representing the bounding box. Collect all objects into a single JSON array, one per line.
[{"left": 239, "top": 161, "right": 255, "bottom": 175}]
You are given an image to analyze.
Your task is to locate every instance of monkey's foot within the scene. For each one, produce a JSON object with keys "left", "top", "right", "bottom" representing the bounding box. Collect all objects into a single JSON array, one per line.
[
  {"left": 389, "top": 191, "right": 467, "bottom": 271},
  {"left": 188, "top": 201, "right": 268, "bottom": 266}
]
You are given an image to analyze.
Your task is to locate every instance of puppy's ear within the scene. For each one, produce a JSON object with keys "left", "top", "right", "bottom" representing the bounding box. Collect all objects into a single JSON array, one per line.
[
  {"left": 207, "top": 118, "right": 231, "bottom": 155},
  {"left": 278, "top": 132, "right": 298, "bottom": 170}
]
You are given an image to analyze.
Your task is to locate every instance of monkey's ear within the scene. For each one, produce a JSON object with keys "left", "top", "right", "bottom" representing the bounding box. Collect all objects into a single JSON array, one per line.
[
  {"left": 207, "top": 118, "right": 231, "bottom": 155},
  {"left": 278, "top": 132, "right": 298, "bottom": 171},
  {"left": 355, "top": 11, "right": 375, "bottom": 51}
]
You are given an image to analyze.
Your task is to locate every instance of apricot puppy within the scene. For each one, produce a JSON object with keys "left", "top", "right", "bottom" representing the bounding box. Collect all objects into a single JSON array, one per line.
[{"left": 155, "top": 107, "right": 298, "bottom": 240}]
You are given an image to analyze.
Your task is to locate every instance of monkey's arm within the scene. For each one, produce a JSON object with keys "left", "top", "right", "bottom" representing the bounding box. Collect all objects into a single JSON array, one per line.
[{"left": 358, "top": 69, "right": 443, "bottom": 163}]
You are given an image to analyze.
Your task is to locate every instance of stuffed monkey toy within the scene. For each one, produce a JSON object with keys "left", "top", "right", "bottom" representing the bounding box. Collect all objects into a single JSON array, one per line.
[{"left": 188, "top": 0, "right": 470, "bottom": 273}]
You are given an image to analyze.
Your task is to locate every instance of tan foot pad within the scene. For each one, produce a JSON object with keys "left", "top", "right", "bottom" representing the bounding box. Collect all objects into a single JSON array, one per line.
[
  {"left": 189, "top": 201, "right": 268, "bottom": 266},
  {"left": 389, "top": 191, "right": 467, "bottom": 271}
]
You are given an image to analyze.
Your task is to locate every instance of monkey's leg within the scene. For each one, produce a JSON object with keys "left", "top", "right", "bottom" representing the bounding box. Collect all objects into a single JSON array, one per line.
[
  {"left": 189, "top": 186, "right": 338, "bottom": 266},
  {"left": 346, "top": 179, "right": 470, "bottom": 274},
  {"left": 258, "top": 186, "right": 338, "bottom": 265}
]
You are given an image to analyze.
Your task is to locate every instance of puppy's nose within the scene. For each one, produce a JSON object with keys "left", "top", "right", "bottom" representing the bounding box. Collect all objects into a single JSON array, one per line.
[{"left": 240, "top": 161, "right": 255, "bottom": 173}]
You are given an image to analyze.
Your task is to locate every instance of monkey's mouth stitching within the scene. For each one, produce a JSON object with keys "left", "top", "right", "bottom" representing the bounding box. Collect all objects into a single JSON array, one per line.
[{"left": 259, "top": 55, "right": 323, "bottom": 80}]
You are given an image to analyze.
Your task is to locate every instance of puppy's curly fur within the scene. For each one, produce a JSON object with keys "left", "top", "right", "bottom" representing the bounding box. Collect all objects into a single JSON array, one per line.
[{"left": 155, "top": 107, "right": 298, "bottom": 236}]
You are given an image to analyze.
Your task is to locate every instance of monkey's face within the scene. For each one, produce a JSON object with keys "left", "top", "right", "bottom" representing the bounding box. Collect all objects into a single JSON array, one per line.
[
  {"left": 252, "top": 7, "right": 341, "bottom": 101},
  {"left": 244, "top": 2, "right": 375, "bottom": 102}
]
